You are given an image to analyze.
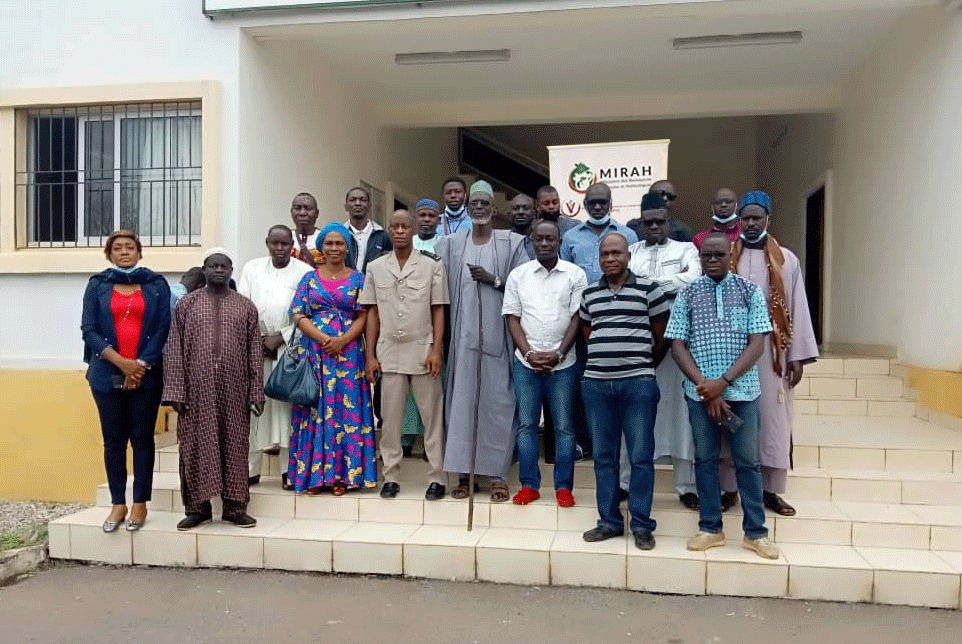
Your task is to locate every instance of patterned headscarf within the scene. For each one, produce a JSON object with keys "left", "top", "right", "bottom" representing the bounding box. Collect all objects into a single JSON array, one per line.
[
  {"left": 738, "top": 190, "right": 772, "bottom": 215},
  {"left": 315, "top": 221, "right": 355, "bottom": 255}
]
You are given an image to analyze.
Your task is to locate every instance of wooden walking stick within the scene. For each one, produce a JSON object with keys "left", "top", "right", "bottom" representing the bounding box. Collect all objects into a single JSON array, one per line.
[{"left": 467, "top": 279, "right": 483, "bottom": 531}]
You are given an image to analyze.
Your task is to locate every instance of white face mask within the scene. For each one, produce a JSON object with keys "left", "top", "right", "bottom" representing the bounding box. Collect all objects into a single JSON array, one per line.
[
  {"left": 741, "top": 229, "right": 768, "bottom": 243},
  {"left": 712, "top": 212, "right": 739, "bottom": 225},
  {"left": 587, "top": 213, "right": 611, "bottom": 226}
]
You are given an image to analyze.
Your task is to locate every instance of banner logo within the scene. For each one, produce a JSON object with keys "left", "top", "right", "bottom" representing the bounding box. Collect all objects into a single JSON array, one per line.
[{"left": 567, "top": 162, "right": 596, "bottom": 194}]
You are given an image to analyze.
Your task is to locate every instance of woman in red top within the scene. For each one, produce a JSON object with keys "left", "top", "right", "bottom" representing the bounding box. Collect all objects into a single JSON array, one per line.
[{"left": 81, "top": 231, "right": 171, "bottom": 533}]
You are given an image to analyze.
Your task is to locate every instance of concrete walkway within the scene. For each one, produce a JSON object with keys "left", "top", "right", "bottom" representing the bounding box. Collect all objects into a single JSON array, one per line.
[{"left": 1, "top": 564, "right": 959, "bottom": 643}]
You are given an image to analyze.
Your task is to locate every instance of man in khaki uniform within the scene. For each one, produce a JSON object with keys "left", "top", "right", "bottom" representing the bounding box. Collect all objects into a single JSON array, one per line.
[{"left": 361, "top": 209, "right": 449, "bottom": 500}]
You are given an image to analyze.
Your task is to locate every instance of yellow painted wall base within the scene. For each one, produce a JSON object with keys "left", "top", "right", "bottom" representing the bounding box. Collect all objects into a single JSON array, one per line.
[
  {"left": 0, "top": 370, "right": 167, "bottom": 502},
  {"left": 907, "top": 367, "right": 962, "bottom": 419}
]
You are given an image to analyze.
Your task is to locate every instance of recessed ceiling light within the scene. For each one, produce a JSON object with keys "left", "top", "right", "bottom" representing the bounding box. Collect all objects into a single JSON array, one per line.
[
  {"left": 673, "top": 31, "right": 803, "bottom": 50},
  {"left": 394, "top": 49, "right": 511, "bottom": 65}
]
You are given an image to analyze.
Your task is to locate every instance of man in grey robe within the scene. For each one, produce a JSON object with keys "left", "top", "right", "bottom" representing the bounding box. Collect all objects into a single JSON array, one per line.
[
  {"left": 437, "top": 180, "right": 528, "bottom": 503},
  {"left": 721, "top": 191, "right": 819, "bottom": 517}
]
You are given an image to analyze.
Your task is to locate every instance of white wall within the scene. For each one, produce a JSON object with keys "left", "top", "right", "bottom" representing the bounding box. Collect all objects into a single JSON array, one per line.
[
  {"left": 831, "top": 6, "right": 962, "bottom": 369},
  {"left": 0, "top": 0, "right": 242, "bottom": 365},
  {"left": 477, "top": 117, "right": 760, "bottom": 233},
  {"left": 754, "top": 113, "right": 836, "bottom": 264}
]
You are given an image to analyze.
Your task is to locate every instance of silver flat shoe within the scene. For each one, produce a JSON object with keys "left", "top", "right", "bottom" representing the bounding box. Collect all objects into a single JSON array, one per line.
[
  {"left": 102, "top": 517, "right": 125, "bottom": 533},
  {"left": 125, "top": 519, "right": 145, "bottom": 532}
]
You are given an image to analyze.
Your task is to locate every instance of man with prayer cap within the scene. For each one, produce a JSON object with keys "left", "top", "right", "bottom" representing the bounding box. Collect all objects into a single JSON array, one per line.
[
  {"left": 627, "top": 191, "right": 702, "bottom": 510},
  {"left": 627, "top": 180, "right": 693, "bottom": 243},
  {"left": 437, "top": 179, "right": 528, "bottom": 503},
  {"left": 719, "top": 191, "right": 819, "bottom": 517},
  {"left": 693, "top": 188, "right": 741, "bottom": 250},
  {"left": 164, "top": 247, "right": 265, "bottom": 530},
  {"left": 437, "top": 176, "right": 472, "bottom": 237},
  {"left": 413, "top": 198, "right": 442, "bottom": 254}
]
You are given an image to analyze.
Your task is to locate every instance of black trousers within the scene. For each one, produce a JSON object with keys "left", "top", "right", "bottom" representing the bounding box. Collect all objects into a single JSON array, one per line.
[{"left": 91, "top": 386, "right": 162, "bottom": 505}]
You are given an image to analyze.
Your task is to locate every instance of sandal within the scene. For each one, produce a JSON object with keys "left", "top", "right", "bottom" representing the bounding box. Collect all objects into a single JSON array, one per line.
[
  {"left": 451, "top": 480, "right": 480, "bottom": 500},
  {"left": 332, "top": 482, "right": 348, "bottom": 497},
  {"left": 281, "top": 473, "right": 294, "bottom": 492},
  {"left": 490, "top": 481, "right": 510, "bottom": 503}
]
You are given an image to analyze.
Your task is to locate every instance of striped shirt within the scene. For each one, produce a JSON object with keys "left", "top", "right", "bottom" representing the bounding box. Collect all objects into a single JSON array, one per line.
[{"left": 579, "top": 271, "right": 671, "bottom": 379}]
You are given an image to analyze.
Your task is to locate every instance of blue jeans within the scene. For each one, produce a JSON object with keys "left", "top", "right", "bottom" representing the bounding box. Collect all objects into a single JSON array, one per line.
[
  {"left": 512, "top": 357, "right": 578, "bottom": 491},
  {"left": 686, "top": 397, "right": 768, "bottom": 539},
  {"left": 582, "top": 376, "right": 659, "bottom": 534}
]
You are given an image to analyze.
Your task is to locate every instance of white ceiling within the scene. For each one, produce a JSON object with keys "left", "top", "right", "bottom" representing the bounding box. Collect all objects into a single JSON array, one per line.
[{"left": 246, "top": 1, "right": 941, "bottom": 125}]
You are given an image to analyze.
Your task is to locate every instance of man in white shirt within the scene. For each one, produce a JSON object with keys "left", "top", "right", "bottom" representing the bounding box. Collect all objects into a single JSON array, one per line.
[
  {"left": 626, "top": 191, "right": 702, "bottom": 510},
  {"left": 502, "top": 220, "right": 588, "bottom": 508},
  {"left": 344, "top": 186, "right": 391, "bottom": 273}
]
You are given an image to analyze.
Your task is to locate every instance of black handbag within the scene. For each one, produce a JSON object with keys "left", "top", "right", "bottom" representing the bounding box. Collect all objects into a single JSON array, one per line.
[{"left": 264, "top": 333, "right": 319, "bottom": 407}]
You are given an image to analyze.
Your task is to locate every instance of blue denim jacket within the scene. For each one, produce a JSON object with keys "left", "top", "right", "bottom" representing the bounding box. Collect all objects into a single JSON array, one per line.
[{"left": 81, "top": 270, "right": 171, "bottom": 393}]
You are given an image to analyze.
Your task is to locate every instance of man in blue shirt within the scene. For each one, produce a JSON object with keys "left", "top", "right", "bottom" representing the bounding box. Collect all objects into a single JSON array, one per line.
[
  {"left": 665, "top": 231, "right": 779, "bottom": 560},
  {"left": 560, "top": 182, "right": 638, "bottom": 283}
]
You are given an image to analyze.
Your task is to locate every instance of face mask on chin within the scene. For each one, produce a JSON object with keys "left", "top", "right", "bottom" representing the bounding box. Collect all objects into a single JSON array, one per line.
[
  {"left": 712, "top": 212, "right": 738, "bottom": 225},
  {"left": 587, "top": 214, "right": 611, "bottom": 226},
  {"left": 445, "top": 205, "right": 466, "bottom": 217},
  {"left": 741, "top": 229, "right": 768, "bottom": 243}
]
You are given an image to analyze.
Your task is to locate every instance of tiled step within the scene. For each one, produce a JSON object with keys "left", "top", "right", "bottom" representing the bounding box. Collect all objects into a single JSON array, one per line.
[
  {"left": 795, "top": 398, "right": 918, "bottom": 418},
  {"left": 806, "top": 357, "right": 891, "bottom": 377},
  {"left": 797, "top": 375, "right": 904, "bottom": 400},
  {"left": 99, "top": 473, "right": 962, "bottom": 550},
  {"left": 48, "top": 507, "right": 962, "bottom": 609}
]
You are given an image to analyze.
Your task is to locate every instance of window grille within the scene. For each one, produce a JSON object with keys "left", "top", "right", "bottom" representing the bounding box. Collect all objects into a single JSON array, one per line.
[{"left": 15, "top": 101, "right": 202, "bottom": 248}]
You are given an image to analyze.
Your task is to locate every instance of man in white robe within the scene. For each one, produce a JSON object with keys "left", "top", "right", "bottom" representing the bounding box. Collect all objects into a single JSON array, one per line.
[
  {"left": 237, "top": 225, "right": 312, "bottom": 487},
  {"left": 627, "top": 192, "right": 702, "bottom": 510},
  {"left": 721, "top": 191, "right": 819, "bottom": 517}
]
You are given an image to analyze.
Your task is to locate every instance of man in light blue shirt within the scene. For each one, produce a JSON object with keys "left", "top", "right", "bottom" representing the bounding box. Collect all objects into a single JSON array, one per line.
[{"left": 559, "top": 182, "right": 638, "bottom": 283}]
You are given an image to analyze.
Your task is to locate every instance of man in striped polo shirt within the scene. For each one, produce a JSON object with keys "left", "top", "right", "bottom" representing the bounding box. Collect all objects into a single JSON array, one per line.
[{"left": 580, "top": 233, "right": 671, "bottom": 550}]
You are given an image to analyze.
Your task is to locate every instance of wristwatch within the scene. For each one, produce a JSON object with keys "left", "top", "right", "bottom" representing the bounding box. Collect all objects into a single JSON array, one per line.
[{"left": 493, "top": 276, "right": 502, "bottom": 289}]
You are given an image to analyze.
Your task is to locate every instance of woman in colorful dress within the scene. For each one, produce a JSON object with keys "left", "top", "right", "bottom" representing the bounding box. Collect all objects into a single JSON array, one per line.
[{"left": 288, "top": 222, "right": 376, "bottom": 495}]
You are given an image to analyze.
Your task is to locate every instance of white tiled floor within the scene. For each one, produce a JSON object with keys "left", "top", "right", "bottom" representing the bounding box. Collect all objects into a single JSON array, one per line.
[
  {"left": 263, "top": 519, "right": 353, "bottom": 572},
  {"left": 627, "top": 535, "right": 706, "bottom": 595},
  {"left": 476, "top": 528, "right": 554, "bottom": 585},
  {"left": 550, "top": 530, "right": 627, "bottom": 589},
  {"left": 856, "top": 546, "right": 961, "bottom": 608},
  {"left": 332, "top": 522, "right": 419, "bottom": 575},
  {"left": 704, "top": 542, "right": 788, "bottom": 598},
  {"left": 132, "top": 512, "right": 197, "bottom": 567},
  {"left": 781, "top": 543, "right": 873, "bottom": 603},
  {"left": 403, "top": 525, "right": 486, "bottom": 582}
]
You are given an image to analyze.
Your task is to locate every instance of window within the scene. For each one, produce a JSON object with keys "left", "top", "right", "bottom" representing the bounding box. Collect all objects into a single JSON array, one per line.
[{"left": 17, "top": 101, "right": 202, "bottom": 247}]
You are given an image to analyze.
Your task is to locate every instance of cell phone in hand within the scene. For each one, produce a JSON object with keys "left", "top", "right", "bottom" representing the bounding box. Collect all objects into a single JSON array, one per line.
[{"left": 718, "top": 411, "right": 744, "bottom": 434}]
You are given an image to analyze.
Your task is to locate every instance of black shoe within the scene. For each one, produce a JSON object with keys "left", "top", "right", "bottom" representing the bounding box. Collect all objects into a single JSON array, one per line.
[
  {"left": 264, "top": 446, "right": 280, "bottom": 456},
  {"left": 380, "top": 482, "right": 400, "bottom": 499},
  {"left": 574, "top": 445, "right": 592, "bottom": 461},
  {"left": 721, "top": 491, "right": 739, "bottom": 512},
  {"left": 544, "top": 453, "right": 555, "bottom": 465},
  {"left": 176, "top": 513, "right": 211, "bottom": 531},
  {"left": 583, "top": 526, "right": 624, "bottom": 542},
  {"left": 618, "top": 488, "right": 629, "bottom": 502},
  {"left": 248, "top": 475, "right": 261, "bottom": 486},
  {"left": 425, "top": 482, "right": 446, "bottom": 501},
  {"left": 679, "top": 492, "right": 700, "bottom": 511},
  {"left": 633, "top": 529, "right": 656, "bottom": 551},
  {"left": 222, "top": 512, "right": 257, "bottom": 528},
  {"left": 763, "top": 491, "right": 797, "bottom": 516},
  {"left": 402, "top": 444, "right": 413, "bottom": 458}
]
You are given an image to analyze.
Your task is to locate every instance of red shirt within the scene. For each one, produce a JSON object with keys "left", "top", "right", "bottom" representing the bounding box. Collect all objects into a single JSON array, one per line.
[
  {"left": 111, "top": 289, "right": 145, "bottom": 360},
  {"left": 693, "top": 221, "right": 742, "bottom": 250}
]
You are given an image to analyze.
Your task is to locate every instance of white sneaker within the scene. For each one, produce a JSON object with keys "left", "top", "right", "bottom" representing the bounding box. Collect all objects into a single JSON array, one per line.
[
  {"left": 687, "top": 531, "right": 726, "bottom": 551},
  {"left": 743, "top": 536, "right": 780, "bottom": 560}
]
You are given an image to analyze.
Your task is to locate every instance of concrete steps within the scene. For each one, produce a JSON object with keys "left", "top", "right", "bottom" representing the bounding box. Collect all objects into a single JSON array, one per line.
[
  {"left": 49, "top": 354, "right": 962, "bottom": 608},
  {"left": 48, "top": 507, "right": 962, "bottom": 609}
]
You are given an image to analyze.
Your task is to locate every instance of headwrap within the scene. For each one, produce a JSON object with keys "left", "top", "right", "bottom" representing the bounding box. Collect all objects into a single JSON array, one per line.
[
  {"left": 731, "top": 193, "right": 792, "bottom": 376},
  {"left": 415, "top": 198, "right": 440, "bottom": 211},
  {"left": 203, "top": 246, "right": 234, "bottom": 264},
  {"left": 316, "top": 221, "right": 355, "bottom": 255},
  {"left": 469, "top": 180, "right": 494, "bottom": 198},
  {"left": 738, "top": 190, "right": 772, "bottom": 215},
  {"left": 641, "top": 192, "right": 668, "bottom": 211}
]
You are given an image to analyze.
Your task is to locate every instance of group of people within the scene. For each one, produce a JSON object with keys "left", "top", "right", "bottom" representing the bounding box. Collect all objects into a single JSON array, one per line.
[{"left": 81, "top": 174, "right": 817, "bottom": 562}]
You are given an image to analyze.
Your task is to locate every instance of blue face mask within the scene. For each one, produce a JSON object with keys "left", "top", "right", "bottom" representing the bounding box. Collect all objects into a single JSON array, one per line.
[
  {"left": 740, "top": 229, "right": 768, "bottom": 243},
  {"left": 712, "top": 212, "right": 739, "bottom": 225},
  {"left": 111, "top": 264, "right": 140, "bottom": 274},
  {"left": 445, "top": 205, "right": 466, "bottom": 218},
  {"left": 587, "top": 213, "right": 611, "bottom": 226}
]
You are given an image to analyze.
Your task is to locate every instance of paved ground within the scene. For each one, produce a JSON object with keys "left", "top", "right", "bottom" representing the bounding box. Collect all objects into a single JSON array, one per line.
[{"left": 1, "top": 564, "right": 959, "bottom": 643}]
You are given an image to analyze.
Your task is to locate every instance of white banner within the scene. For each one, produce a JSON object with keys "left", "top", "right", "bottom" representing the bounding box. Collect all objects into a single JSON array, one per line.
[{"left": 547, "top": 139, "right": 669, "bottom": 225}]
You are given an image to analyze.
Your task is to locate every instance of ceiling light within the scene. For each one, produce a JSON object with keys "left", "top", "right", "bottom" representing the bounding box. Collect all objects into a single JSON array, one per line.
[
  {"left": 673, "top": 31, "right": 803, "bottom": 50},
  {"left": 394, "top": 49, "right": 511, "bottom": 65}
]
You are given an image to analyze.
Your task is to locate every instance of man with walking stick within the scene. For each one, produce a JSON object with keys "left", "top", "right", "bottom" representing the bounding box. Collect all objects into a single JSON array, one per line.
[{"left": 437, "top": 180, "right": 528, "bottom": 508}]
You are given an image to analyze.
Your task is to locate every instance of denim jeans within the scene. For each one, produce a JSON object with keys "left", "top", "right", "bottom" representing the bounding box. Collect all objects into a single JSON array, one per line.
[
  {"left": 582, "top": 376, "right": 659, "bottom": 534},
  {"left": 686, "top": 397, "right": 768, "bottom": 539},
  {"left": 512, "top": 357, "right": 578, "bottom": 491},
  {"left": 91, "top": 386, "right": 162, "bottom": 505}
]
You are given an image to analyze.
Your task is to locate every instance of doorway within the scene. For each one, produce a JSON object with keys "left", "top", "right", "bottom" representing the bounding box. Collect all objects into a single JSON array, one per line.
[{"left": 805, "top": 185, "right": 826, "bottom": 345}]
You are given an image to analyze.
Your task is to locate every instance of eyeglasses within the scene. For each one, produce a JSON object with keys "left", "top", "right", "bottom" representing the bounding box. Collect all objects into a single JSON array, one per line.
[
  {"left": 656, "top": 190, "right": 678, "bottom": 201},
  {"left": 644, "top": 218, "right": 668, "bottom": 227},
  {"left": 585, "top": 198, "right": 610, "bottom": 207}
]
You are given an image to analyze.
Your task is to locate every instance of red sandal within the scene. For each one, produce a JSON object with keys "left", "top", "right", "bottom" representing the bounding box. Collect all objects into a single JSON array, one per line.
[{"left": 512, "top": 486, "right": 541, "bottom": 505}]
